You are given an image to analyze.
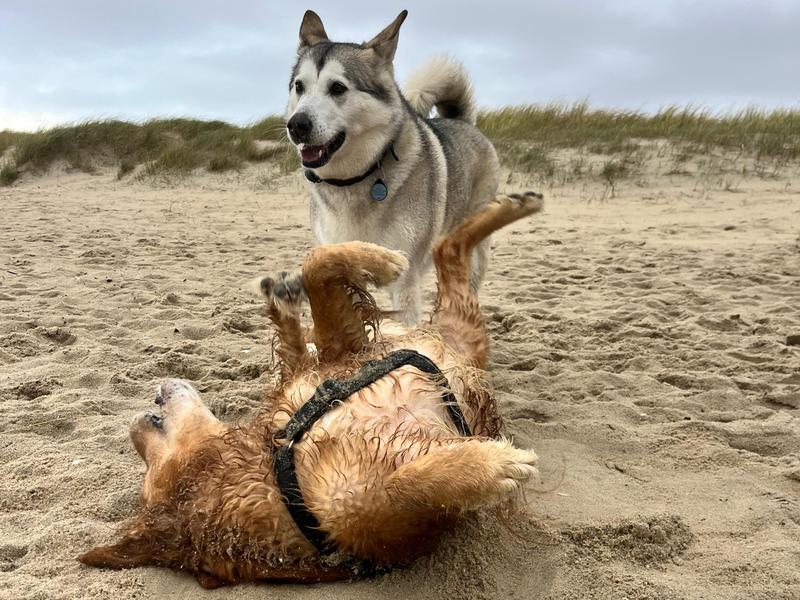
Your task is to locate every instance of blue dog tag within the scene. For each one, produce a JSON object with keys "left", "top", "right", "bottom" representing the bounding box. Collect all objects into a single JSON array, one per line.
[{"left": 371, "top": 179, "right": 388, "bottom": 201}]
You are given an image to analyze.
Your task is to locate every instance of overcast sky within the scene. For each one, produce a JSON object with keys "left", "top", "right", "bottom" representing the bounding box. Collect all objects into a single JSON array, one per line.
[{"left": 1, "top": 0, "right": 798, "bottom": 131}]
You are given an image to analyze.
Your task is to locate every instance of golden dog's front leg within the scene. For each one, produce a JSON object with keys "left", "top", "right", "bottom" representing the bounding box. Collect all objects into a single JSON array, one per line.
[
  {"left": 327, "top": 438, "right": 538, "bottom": 564},
  {"left": 386, "top": 438, "right": 538, "bottom": 510},
  {"left": 256, "top": 243, "right": 407, "bottom": 365},
  {"left": 302, "top": 242, "right": 408, "bottom": 362},
  {"left": 256, "top": 271, "right": 310, "bottom": 380}
]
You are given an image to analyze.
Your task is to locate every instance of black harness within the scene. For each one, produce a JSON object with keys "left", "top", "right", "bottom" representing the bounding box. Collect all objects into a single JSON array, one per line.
[{"left": 272, "top": 348, "right": 472, "bottom": 555}]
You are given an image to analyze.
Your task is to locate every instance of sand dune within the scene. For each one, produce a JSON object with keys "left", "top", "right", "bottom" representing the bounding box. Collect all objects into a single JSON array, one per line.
[{"left": 1, "top": 165, "right": 798, "bottom": 599}]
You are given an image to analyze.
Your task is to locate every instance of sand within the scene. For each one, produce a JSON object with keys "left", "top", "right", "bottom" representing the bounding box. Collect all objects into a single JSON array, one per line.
[{"left": 1, "top": 162, "right": 798, "bottom": 600}]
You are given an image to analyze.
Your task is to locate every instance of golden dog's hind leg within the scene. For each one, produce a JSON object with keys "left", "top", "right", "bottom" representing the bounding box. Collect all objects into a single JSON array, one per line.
[
  {"left": 302, "top": 242, "right": 408, "bottom": 363},
  {"left": 431, "top": 192, "right": 544, "bottom": 368}
]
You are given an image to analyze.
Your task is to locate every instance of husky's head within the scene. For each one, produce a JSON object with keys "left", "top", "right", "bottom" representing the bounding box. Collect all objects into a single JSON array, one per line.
[{"left": 285, "top": 10, "right": 408, "bottom": 178}]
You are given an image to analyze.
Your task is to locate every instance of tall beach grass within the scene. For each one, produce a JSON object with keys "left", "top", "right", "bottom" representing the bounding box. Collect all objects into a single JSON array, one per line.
[{"left": 1, "top": 104, "right": 798, "bottom": 186}]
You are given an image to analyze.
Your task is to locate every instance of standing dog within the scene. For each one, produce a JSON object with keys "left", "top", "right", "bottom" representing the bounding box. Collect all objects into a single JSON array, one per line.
[{"left": 285, "top": 9, "right": 500, "bottom": 324}]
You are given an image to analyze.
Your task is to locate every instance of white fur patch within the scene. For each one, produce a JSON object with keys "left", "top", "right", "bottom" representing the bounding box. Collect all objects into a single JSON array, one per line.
[
  {"left": 403, "top": 56, "right": 476, "bottom": 124},
  {"left": 285, "top": 57, "right": 399, "bottom": 178}
]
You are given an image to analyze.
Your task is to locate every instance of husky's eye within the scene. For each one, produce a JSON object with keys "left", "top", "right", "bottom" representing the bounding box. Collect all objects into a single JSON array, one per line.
[
  {"left": 329, "top": 81, "right": 348, "bottom": 96},
  {"left": 294, "top": 80, "right": 304, "bottom": 95}
]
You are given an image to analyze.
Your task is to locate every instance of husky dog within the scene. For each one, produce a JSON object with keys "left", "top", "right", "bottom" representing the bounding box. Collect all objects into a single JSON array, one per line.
[{"left": 285, "top": 10, "right": 500, "bottom": 324}]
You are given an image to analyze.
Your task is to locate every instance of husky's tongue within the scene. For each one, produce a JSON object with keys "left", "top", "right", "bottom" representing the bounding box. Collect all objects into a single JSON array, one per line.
[{"left": 301, "top": 145, "right": 325, "bottom": 163}]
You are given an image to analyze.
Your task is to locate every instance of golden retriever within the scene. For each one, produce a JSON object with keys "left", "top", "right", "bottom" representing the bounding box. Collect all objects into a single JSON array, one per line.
[{"left": 79, "top": 192, "right": 543, "bottom": 588}]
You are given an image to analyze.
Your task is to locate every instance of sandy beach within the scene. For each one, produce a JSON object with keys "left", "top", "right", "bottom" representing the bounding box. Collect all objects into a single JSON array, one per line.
[{"left": 1, "top": 163, "right": 798, "bottom": 599}]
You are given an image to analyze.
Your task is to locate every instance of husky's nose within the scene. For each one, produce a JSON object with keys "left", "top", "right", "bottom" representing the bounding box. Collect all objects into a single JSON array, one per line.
[{"left": 287, "top": 112, "right": 313, "bottom": 143}]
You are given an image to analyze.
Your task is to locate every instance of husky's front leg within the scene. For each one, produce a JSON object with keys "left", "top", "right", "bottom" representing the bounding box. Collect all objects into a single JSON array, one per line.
[{"left": 390, "top": 268, "right": 421, "bottom": 325}]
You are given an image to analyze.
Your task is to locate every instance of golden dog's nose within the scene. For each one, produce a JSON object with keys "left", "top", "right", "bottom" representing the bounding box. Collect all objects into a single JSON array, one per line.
[{"left": 154, "top": 379, "right": 191, "bottom": 406}]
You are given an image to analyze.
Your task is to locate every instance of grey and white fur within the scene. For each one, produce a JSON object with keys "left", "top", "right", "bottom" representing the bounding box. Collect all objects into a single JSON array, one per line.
[{"left": 285, "top": 10, "right": 499, "bottom": 324}]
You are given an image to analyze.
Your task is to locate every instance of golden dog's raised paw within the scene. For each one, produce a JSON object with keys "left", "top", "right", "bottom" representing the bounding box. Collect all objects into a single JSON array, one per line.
[
  {"left": 359, "top": 244, "right": 409, "bottom": 287},
  {"left": 249, "top": 270, "right": 307, "bottom": 308},
  {"left": 272, "top": 271, "right": 306, "bottom": 304},
  {"left": 305, "top": 241, "right": 409, "bottom": 289},
  {"left": 510, "top": 190, "right": 544, "bottom": 202},
  {"left": 493, "top": 191, "right": 545, "bottom": 216}
]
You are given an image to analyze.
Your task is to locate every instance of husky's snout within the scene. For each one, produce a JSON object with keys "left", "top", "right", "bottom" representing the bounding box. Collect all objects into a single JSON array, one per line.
[{"left": 287, "top": 112, "right": 313, "bottom": 144}]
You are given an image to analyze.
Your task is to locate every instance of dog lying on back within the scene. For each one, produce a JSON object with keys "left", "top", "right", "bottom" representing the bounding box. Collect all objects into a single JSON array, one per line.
[{"left": 79, "top": 192, "right": 543, "bottom": 588}]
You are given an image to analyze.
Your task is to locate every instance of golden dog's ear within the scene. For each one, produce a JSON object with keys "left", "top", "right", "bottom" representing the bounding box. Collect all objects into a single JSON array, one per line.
[
  {"left": 79, "top": 538, "right": 153, "bottom": 569},
  {"left": 78, "top": 525, "right": 170, "bottom": 569},
  {"left": 299, "top": 10, "right": 329, "bottom": 48},
  {"left": 364, "top": 10, "right": 408, "bottom": 62}
]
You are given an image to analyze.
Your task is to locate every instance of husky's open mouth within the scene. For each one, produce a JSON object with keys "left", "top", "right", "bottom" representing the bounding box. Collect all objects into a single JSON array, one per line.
[{"left": 299, "top": 131, "right": 346, "bottom": 168}]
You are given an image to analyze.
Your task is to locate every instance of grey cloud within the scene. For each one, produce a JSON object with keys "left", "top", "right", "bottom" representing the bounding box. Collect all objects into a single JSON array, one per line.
[{"left": 1, "top": 0, "right": 798, "bottom": 130}]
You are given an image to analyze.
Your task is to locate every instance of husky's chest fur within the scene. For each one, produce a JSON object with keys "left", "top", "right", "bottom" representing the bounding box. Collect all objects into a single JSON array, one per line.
[{"left": 308, "top": 117, "right": 448, "bottom": 260}]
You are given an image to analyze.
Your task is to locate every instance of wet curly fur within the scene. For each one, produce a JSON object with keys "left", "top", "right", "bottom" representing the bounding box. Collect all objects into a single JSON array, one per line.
[{"left": 78, "top": 193, "right": 544, "bottom": 588}]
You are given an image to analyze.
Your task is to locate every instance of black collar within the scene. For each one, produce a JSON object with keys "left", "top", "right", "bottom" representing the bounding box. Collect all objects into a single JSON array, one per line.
[
  {"left": 272, "top": 348, "right": 472, "bottom": 556},
  {"left": 303, "top": 144, "right": 399, "bottom": 187}
]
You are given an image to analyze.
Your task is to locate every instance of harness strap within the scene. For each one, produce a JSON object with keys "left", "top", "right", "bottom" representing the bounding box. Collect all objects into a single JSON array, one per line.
[{"left": 273, "top": 348, "right": 472, "bottom": 555}]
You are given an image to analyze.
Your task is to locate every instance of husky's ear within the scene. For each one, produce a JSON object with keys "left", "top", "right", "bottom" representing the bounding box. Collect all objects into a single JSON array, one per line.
[
  {"left": 299, "top": 10, "right": 329, "bottom": 49},
  {"left": 364, "top": 10, "right": 408, "bottom": 62}
]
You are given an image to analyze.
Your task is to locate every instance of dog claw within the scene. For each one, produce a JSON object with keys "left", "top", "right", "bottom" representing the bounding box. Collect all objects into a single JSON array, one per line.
[
  {"left": 272, "top": 272, "right": 305, "bottom": 304},
  {"left": 507, "top": 191, "right": 543, "bottom": 204},
  {"left": 260, "top": 276, "right": 275, "bottom": 295},
  {"left": 250, "top": 271, "right": 306, "bottom": 305}
]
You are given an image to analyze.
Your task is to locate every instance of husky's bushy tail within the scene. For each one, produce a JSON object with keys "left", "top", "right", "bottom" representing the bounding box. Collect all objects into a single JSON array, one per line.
[{"left": 403, "top": 56, "right": 476, "bottom": 125}]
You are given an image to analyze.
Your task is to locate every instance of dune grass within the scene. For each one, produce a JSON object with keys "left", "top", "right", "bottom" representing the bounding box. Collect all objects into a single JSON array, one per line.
[
  {"left": 0, "top": 116, "right": 292, "bottom": 183},
  {"left": 478, "top": 103, "right": 800, "bottom": 158},
  {"left": 1, "top": 104, "right": 798, "bottom": 186},
  {"left": 479, "top": 103, "right": 800, "bottom": 184}
]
